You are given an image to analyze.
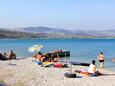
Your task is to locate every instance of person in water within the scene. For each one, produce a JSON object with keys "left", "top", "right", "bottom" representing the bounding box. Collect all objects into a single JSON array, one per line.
[
  {"left": 98, "top": 52, "right": 105, "bottom": 68},
  {"left": 112, "top": 58, "right": 115, "bottom": 62}
]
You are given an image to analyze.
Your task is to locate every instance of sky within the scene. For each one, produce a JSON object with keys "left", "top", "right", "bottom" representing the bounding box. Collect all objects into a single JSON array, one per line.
[{"left": 0, "top": 0, "right": 115, "bottom": 30}]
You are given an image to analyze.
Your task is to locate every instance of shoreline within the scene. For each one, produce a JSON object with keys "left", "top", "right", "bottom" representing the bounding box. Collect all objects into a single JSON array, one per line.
[
  {"left": 1, "top": 37, "right": 115, "bottom": 40},
  {"left": 0, "top": 57, "right": 115, "bottom": 86}
]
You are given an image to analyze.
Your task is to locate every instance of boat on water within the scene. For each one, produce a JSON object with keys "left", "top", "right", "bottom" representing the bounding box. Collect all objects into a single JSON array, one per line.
[
  {"left": 45, "top": 50, "right": 70, "bottom": 58},
  {"left": 70, "top": 61, "right": 90, "bottom": 66}
]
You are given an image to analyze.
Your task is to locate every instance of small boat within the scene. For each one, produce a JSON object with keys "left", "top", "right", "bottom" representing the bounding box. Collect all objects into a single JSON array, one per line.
[
  {"left": 60, "top": 61, "right": 90, "bottom": 66},
  {"left": 70, "top": 61, "right": 90, "bottom": 66},
  {"left": 45, "top": 50, "right": 70, "bottom": 58}
]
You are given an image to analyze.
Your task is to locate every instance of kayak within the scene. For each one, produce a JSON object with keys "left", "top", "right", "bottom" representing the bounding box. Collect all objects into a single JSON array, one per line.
[{"left": 70, "top": 61, "right": 90, "bottom": 66}]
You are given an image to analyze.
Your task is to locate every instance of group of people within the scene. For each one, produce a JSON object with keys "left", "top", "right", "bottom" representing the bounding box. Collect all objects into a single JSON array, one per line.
[
  {"left": 34, "top": 51, "right": 113, "bottom": 76},
  {"left": 34, "top": 51, "right": 61, "bottom": 63},
  {"left": 75, "top": 52, "right": 105, "bottom": 76},
  {"left": 34, "top": 51, "right": 66, "bottom": 68},
  {"left": 0, "top": 50, "right": 16, "bottom": 60},
  {"left": 75, "top": 60, "right": 102, "bottom": 76}
]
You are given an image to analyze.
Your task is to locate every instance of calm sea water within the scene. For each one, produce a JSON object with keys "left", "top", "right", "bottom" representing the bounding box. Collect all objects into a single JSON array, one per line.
[{"left": 0, "top": 38, "right": 115, "bottom": 71}]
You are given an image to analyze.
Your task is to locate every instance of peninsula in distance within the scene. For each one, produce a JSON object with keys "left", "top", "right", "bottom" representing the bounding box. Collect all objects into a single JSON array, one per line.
[{"left": 0, "top": 26, "right": 115, "bottom": 39}]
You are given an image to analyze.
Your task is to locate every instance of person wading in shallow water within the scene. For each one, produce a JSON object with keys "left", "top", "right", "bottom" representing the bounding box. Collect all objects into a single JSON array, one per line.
[{"left": 98, "top": 52, "right": 105, "bottom": 68}]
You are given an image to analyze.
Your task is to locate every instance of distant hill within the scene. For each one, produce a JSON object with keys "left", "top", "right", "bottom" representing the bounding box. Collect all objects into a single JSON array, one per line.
[
  {"left": 18, "top": 26, "right": 115, "bottom": 37},
  {"left": 18, "top": 26, "right": 72, "bottom": 34},
  {"left": 0, "top": 26, "right": 115, "bottom": 38},
  {"left": 0, "top": 29, "right": 43, "bottom": 38}
]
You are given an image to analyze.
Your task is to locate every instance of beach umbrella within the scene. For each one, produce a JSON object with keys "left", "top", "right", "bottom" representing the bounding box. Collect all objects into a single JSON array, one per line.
[{"left": 28, "top": 45, "right": 44, "bottom": 52}]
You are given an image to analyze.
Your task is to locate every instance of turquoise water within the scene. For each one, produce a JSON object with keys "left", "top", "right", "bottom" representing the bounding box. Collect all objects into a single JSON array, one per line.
[{"left": 0, "top": 38, "right": 115, "bottom": 71}]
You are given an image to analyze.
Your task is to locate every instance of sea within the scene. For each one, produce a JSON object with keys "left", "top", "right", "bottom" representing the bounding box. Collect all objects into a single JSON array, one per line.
[{"left": 0, "top": 38, "right": 115, "bottom": 71}]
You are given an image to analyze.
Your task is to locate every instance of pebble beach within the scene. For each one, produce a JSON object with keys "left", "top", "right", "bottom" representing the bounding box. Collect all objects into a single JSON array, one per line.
[{"left": 0, "top": 57, "right": 115, "bottom": 86}]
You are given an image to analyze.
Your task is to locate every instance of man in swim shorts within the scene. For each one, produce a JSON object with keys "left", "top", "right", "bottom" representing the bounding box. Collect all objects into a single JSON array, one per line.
[{"left": 98, "top": 52, "right": 105, "bottom": 68}]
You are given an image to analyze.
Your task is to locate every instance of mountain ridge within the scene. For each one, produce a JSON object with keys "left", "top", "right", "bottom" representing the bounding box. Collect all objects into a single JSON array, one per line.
[
  {"left": 14, "top": 26, "right": 115, "bottom": 36},
  {"left": 0, "top": 26, "right": 115, "bottom": 38}
]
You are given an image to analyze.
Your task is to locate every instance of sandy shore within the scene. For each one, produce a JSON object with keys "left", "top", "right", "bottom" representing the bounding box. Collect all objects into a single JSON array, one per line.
[{"left": 0, "top": 57, "right": 115, "bottom": 86}]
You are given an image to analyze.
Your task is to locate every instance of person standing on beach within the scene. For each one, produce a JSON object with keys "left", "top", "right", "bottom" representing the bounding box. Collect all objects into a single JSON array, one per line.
[{"left": 98, "top": 52, "right": 105, "bottom": 68}]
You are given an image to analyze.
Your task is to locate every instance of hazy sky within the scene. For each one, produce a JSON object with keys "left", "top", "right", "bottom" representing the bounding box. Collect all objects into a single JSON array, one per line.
[{"left": 0, "top": 0, "right": 114, "bottom": 30}]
